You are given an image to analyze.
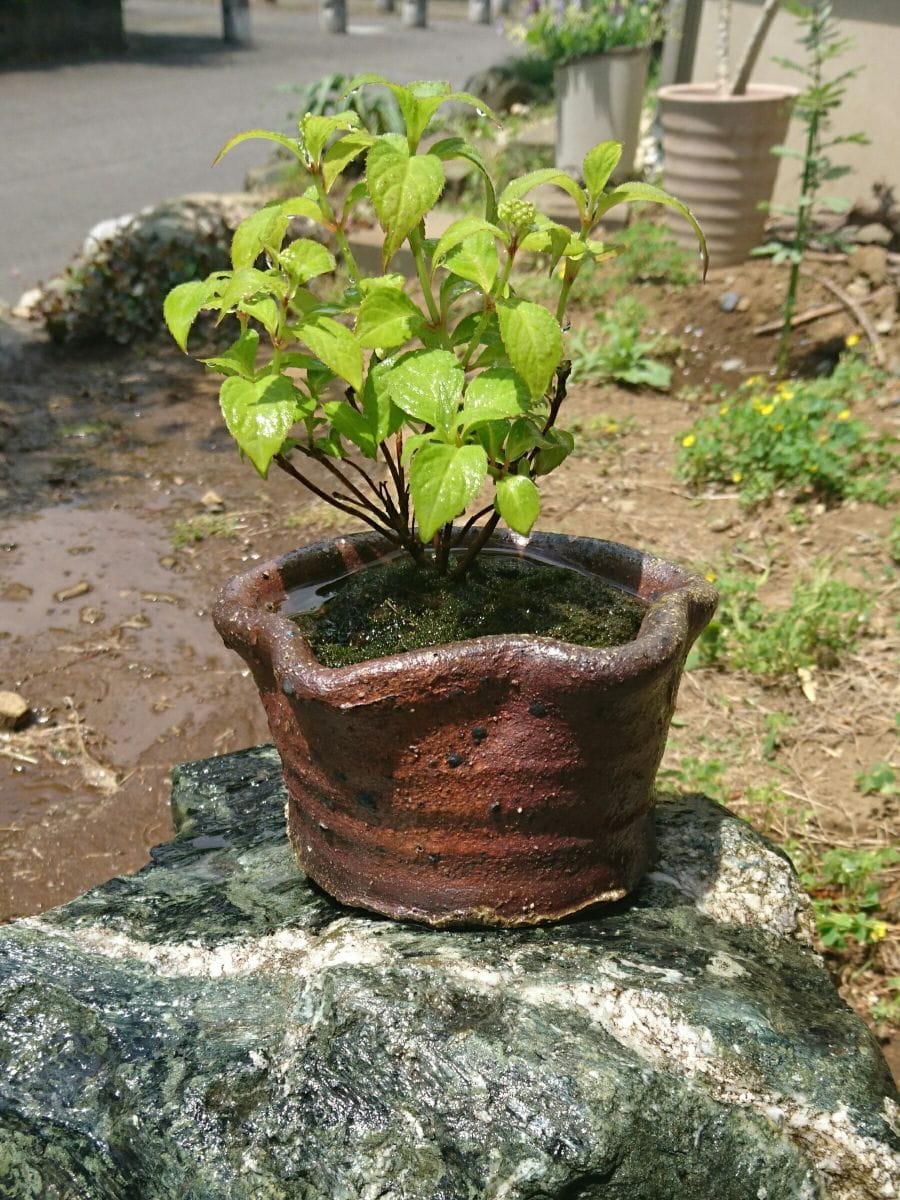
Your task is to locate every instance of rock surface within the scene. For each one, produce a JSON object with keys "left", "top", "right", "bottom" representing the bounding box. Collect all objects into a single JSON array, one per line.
[{"left": 1, "top": 745, "right": 897, "bottom": 1199}]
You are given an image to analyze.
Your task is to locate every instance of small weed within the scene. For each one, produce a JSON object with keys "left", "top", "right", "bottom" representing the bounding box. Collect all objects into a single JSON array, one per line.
[
  {"left": 282, "top": 504, "right": 353, "bottom": 536},
  {"left": 569, "top": 413, "right": 637, "bottom": 459},
  {"left": 889, "top": 514, "right": 900, "bottom": 564},
  {"left": 676, "top": 353, "right": 896, "bottom": 507},
  {"left": 603, "top": 218, "right": 699, "bottom": 288},
  {"left": 793, "top": 846, "right": 898, "bottom": 949},
  {"left": 658, "top": 754, "right": 727, "bottom": 795},
  {"left": 761, "top": 711, "right": 795, "bottom": 761},
  {"left": 691, "top": 560, "right": 870, "bottom": 678},
  {"left": 171, "top": 514, "right": 239, "bottom": 549},
  {"left": 569, "top": 300, "right": 673, "bottom": 391},
  {"left": 872, "top": 978, "right": 900, "bottom": 1024},
  {"left": 856, "top": 761, "right": 898, "bottom": 797}
]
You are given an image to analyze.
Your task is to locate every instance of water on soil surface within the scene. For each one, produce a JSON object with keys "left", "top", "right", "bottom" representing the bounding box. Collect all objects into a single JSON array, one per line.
[{"left": 290, "top": 551, "right": 647, "bottom": 667}]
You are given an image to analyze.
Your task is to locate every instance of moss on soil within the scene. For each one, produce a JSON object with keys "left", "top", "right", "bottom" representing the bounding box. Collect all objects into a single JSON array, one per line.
[{"left": 292, "top": 554, "right": 646, "bottom": 667}]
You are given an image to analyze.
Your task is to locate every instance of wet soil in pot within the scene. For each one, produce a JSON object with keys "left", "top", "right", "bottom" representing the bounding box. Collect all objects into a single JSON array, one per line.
[{"left": 287, "top": 550, "right": 647, "bottom": 667}]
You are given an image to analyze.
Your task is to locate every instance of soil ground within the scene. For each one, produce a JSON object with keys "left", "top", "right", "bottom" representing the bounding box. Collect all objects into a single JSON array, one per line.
[{"left": 1, "top": 235, "right": 897, "bottom": 1076}]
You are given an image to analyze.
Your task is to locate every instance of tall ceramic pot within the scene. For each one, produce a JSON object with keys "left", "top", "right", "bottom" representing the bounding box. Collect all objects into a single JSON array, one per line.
[
  {"left": 657, "top": 82, "right": 799, "bottom": 268},
  {"left": 213, "top": 530, "right": 717, "bottom": 928},
  {"left": 555, "top": 46, "right": 650, "bottom": 182}
]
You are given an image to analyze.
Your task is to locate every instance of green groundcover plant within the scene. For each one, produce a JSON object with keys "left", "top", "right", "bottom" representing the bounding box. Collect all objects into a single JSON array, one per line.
[
  {"left": 676, "top": 353, "right": 896, "bottom": 508},
  {"left": 165, "top": 75, "right": 704, "bottom": 578},
  {"left": 517, "top": 0, "right": 664, "bottom": 69}
]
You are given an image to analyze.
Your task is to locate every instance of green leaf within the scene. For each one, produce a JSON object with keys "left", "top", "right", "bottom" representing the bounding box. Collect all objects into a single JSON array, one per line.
[
  {"left": 295, "top": 315, "right": 363, "bottom": 392},
  {"left": 219, "top": 374, "right": 299, "bottom": 477},
  {"left": 384, "top": 349, "right": 464, "bottom": 433},
  {"left": 506, "top": 417, "right": 550, "bottom": 461},
  {"left": 499, "top": 169, "right": 585, "bottom": 219},
  {"left": 240, "top": 297, "right": 281, "bottom": 338},
  {"left": 279, "top": 194, "right": 328, "bottom": 224},
  {"left": 278, "top": 239, "right": 336, "bottom": 283},
  {"left": 214, "top": 129, "right": 305, "bottom": 167},
  {"left": 409, "top": 442, "right": 488, "bottom": 542},
  {"left": 201, "top": 328, "right": 260, "bottom": 378},
  {"left": 495, "top": 474, "right": 540, "bottom": 535},
  {"left": 216, "top": 267, "right": 281, "bottom": 315},
  {"left": 355, "top": 287, "right": 425, "bottom": 349},
  {"left": 366, "top": 136, "right": 445, "bottom": 267},
  {"left": 475, "top": 419, "right": 509, "bottom": 461},
  {"left": 361, "top": 360, "right": 405, "bottom": 444},
  {"left": 618, "top": 359, "right": 671, "bottom": 391},
  {"left": 496, "top": 299, "right": 563, "bottom": 401},
  {"left": 596, "top": 181, "right": 708, "bottom": 278},
  {"left": 429, "top": 136, "right": 498, "bottom": 221},
  {"left": 432, "top": 216, "right": 506, "bottom": 272},
  {"left": 533, "top": 427, "right": 574, "bottom": 476},
  {"left": 301, "top": 112, "right": 361, "bottom": 165},
  {"left": 443, "top": 232, "right": 498, "bottom": 293},
  {"left": 459, "top": 369, "right": 530, "bottom": 430},
  {"left": 322, "top": 130, "right": 375, "bottom": 191},
  {"left": 518, "top": 219, "right": 573, "bottom": 273},
  {"left": 164, "top": 279, "right": 216, "bottom": 352},
  {"left": 323, "top": 400, "right": 378, "bottom": 459},
  {"left": 231, "top": 205, "right": 289, "bottom": 270},
  {"left": 583, "top": 141, "right": 623, "bottom": 201}
]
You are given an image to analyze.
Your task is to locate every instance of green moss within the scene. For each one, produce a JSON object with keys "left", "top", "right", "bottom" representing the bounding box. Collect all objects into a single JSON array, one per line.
[{"left": 292, "top": 554, "right": 646, "bottom": 667}]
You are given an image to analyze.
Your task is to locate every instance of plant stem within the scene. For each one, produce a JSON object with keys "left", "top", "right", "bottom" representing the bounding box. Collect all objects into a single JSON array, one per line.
[
  {"left": 408, "top": 225, "right": 443, "bottom": 331},
  {"left": 273, "top": 454, "right": 400, "bottom": 543},
  {"left": 730, "top": 0, "right": 781, "bottom": 96},
  {"left": 716, "top": 0, "right": 732, "bottom": 93},
  {"left": 312, "top": 173, "right": 363, "bottom": 285},
  {"left": 449, "top": 512, "right": 501, "bottom": 580}
]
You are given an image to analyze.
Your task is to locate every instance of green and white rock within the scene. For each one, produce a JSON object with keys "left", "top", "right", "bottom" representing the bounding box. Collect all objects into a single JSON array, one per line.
[{"left": 1, "top": 745, "right": 897, "bottom": 1198}]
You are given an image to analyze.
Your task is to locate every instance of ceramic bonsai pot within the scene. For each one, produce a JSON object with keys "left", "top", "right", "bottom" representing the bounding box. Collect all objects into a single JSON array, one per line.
[
  {"left": 213, "top": 529, "right": 717, "bottom": 928},
  {"left": 657, "top": 82, "right": 799, "bottom": 268},
  {"left": 555, "top": 46, "right": 650, "bottom": 182}
]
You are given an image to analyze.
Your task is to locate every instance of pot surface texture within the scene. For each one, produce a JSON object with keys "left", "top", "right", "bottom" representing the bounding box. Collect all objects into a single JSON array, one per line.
[
  {"left": 213, "top": 531, "right": 716, "bottom": 926},
  {"left": 658, "top": 83, "right": 799, "bottom": 268}
]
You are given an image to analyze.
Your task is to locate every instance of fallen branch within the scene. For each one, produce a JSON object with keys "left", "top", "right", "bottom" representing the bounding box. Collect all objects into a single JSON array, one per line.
[
  {"left": 814, "top": 274, "right": 888, "bottom": 366},
  {"left": 753, "top": 284, "right": 893, "bottom": 337}
]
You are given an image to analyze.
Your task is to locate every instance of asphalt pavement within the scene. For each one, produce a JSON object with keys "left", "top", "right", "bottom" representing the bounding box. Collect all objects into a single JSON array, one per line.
[{"left": 0, "top": 0, "right": 512, "bottom": 303}]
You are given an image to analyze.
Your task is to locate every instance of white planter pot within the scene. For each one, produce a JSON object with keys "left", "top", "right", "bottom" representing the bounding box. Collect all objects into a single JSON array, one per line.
[
  {"left": 657, "top": 83, "right": 799, "bottom": 269},
  {"left": 555, "top": 46, "right": 650, "bottom": 182}
]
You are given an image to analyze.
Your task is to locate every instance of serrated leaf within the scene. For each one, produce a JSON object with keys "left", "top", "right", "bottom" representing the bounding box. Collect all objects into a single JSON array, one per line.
[
  {"left": 458, "top": 368, "right": 530, "bottom": 430},
  {"left": 322, "top": 130, "right": 375, "bottom": 191},
  {"left": 429, "top": 136, "right": 498, "bottom": 221},
  {"left": 216, "top": 267, "right": 281, "bottom": 315},
  {"left": 164, "top": 279, "right": 217, "bottom": 352},
  {"left": 495, "top": 474, "right": 540, "bottom": 535},
  {"left": 366, "top": 136, "right": 444, "bottom": 267},
  {"left": 384, "top": 349, "right": 463, "bottom": 433},
  {"left": 533, "top": 427, "right": 574, "bottom": 476},
  {"left": 583, "top": 141, "right": 623, "bottom": 201},
  {"left": 361, "top": 360, "right": 405, "bottom": 444},
  {"left": 355, "top": 287, "right": 425, "bottom": 349},
  {"left": 240, "top": 297, "right": 280, "bottom": 337},
  {"left": 301, "top": 112, "right": 361, "bottom": 164},
  {"left": 231, "top": 205, "right": 289, "bottom": 269},
  {"left": 214, "top": 129, "right": 304, "bottom": 167},
  {"left": 596, "top": 181, "right": 708, "bottom": 278},
  {"left": 323, "top": 400, "right": 378, "bottom": 459},
  {"left": 279, "top": 194, "right": 328, "bottom": 224},
  {"left": 444, "top": 232, "right": 498, "bottom": 293},
  {"left": 279, "top": 239, "right": 336, "bottom": 283},
  {"left": 432, "top": 216, "right": 506, "bottom": 272},
  {"left": 219, "top": 374, "right": 299, "bottom": 477},
  {"left": 506, "top": 417, "right": 550, "bottom": 461},
  {"left": 409, "top": 442, "right": 488, "bottom": 542},
  {"left": 201, "top": 328, "right": 260, "bottom": 378},
  {"left": 295, "top": 315, "right": 363, "bottom": 392},
  {"left": 496, "top": 300, "right": 563, "bottom": 401}
]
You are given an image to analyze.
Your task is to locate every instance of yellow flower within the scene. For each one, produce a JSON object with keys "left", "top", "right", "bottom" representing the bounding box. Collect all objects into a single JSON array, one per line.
[
  {"left": 682, "top": 434, "right": 696, "bottom": 448},
  {"left": 845, "top": 333, "right": 860, "bottom": 348},
  {"left": 837, "top": 409, "right": 851, "bottom": 421},
  {"left": 705, "top": 569, "right": 716, "bottom": 583},
  {"left": 719, "top": 405, "right": 730, "bottom": 416},
  {"left": 870, "top": 921, "right": 888, "bottom": 942},
  {"left": 747, "top": 375, "right": 764, "bottom": 387},
  {"left": 731, "top": 471, "right": 743, "bottom": 484},
  {"left": 779, "top": 388, "right": 795, "bottom": 402},
  {"left": 760, "top": 403, "right": 775, "bottom": 416},
  {"left": 774, "top": 422, "right": 784, "bottom": 432},
  {"left": 810, "top": 464, "right": 819, "bottom": 473}
]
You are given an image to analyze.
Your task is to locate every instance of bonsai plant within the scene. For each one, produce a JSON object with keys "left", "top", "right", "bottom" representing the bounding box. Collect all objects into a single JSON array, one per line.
[
  {"left": 165, "top": 75, "right": 714, "bottom": 928},
  {"left": 657, "top": 0, "right": 798, "bottom": 267},
  {"left": 518, "top": 0, "right": 665, "bottom": 182}
]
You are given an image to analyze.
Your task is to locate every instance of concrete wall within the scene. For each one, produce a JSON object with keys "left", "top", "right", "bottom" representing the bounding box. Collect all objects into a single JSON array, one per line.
[
  {"left": 0, "top": 0, "right": 125, "bottom": 66},
  {"left": 688, "top": 0, "right": 898, "bottom": 208}
]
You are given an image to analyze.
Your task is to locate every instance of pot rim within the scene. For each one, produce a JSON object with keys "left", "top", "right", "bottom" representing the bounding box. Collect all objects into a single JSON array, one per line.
[
  {"left": 657, "top": 81, "right": 801, "bottom": 104},
  {"left": 213, "top": 529, "right": 717, "bottom": 703},
  {"left": 554, "top": 43, "right": 652, "bottom": 69}
]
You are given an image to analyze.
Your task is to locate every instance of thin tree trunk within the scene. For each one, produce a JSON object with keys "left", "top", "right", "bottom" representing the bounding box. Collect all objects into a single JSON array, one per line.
[{"left": 730, "top": 0, "right": 781, "bottom": 96}]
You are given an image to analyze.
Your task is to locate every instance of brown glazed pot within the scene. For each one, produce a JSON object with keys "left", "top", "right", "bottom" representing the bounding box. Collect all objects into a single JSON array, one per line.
[{"left": 212, "top": 530, "right": 717, "bottom": 928}]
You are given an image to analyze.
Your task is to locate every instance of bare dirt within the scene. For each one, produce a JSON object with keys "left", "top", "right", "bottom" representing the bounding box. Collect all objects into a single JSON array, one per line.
[{"left": 1, "top": 249, "right": 898, "bottom": 1073}]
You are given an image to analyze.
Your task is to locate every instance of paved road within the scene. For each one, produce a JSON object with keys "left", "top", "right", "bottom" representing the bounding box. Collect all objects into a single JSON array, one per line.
[{"left": 0, "top": 0, "right": 511, "bottom": 303}]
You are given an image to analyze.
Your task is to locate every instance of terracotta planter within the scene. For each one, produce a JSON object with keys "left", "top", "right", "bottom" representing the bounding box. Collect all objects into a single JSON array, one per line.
[
  {"left": 657, "top": 82, "right": 799, "bottom": 268},
  {"left": 555, "top": 47, "right": 650, "bottom": 182},
  {"left": 213, "top": 530, "right": 716, "bottom": 928}
]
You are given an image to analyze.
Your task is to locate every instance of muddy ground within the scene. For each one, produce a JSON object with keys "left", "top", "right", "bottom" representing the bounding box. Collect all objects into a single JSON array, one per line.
[{"left": 1, "top": 247, "right": 898, "bottom": 1073}]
